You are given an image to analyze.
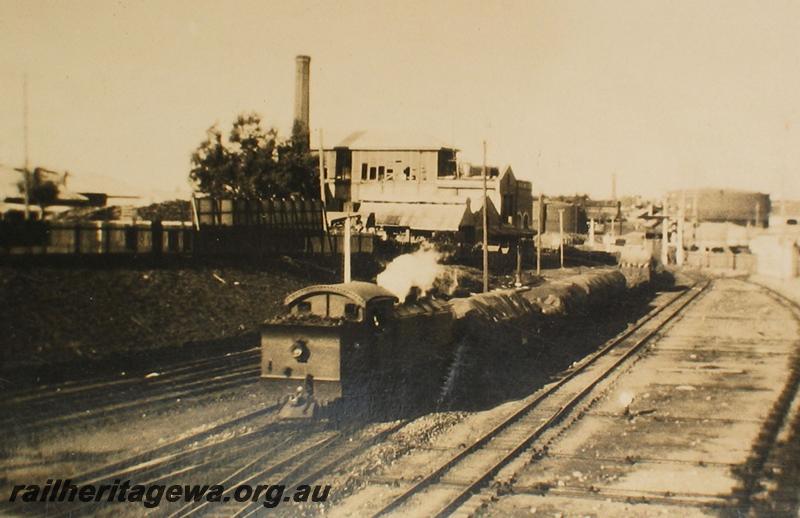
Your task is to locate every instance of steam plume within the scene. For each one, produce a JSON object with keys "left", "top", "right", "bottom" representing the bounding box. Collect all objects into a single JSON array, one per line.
[{"left": 377, "top": 248, "right": 444, "bottom": 300}]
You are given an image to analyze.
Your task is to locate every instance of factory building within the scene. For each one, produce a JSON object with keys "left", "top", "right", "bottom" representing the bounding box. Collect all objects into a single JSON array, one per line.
[
  {"left": 532, "top": 200, "right": 586, "bottom": 234},
  {"left": 322, "top": 130, "right": 533, "bottom": 237},
  {"left": 532, "top": 197, "right": 621, "bottom": 236}
]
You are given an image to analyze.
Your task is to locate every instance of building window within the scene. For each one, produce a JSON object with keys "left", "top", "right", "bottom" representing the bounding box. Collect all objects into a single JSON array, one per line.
[
  {"left": 386, "top": 168, "right": 394, "bottom": 180},
  {"left": 361, "top": 163, "right": 368, "bottom": 180},
  {"left": 369, "top": 167, "right": 377, "bottom": 180},
  {"left": 378, "top": 166, "right": 385, "bottom": 181},
  {"left": 502, "top": 195, "right": 514, "bottom": 220},
  {"left": 403, "top": 167, "right": 411, "bottom": 180}
]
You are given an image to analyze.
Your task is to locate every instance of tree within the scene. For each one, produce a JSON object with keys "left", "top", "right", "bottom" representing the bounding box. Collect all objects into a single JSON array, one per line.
[
  {"left": 17, "top": 168, "right": 60, "bottom": 214},
  {"left": 273, "top": 120, "right": 319, "bottom": 197},
  {"left": 189, "top": 113, "right": 318, "bottom": 199}
]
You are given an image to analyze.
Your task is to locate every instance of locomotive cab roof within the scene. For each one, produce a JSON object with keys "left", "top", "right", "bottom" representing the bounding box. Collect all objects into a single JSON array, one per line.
[
  {"left": 283, "top": 281, "right": 398, "bottom": 322},
  {"left": 285, "top": 282, "right": 399, "bottom": 308}
]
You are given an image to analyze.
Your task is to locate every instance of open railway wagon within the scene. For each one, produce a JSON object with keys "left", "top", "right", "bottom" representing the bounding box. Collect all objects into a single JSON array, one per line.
[
  {"left": 442, "top": 269, "right": 628, "bottom": 407},
  {"left": 262, "top": 268, "right": 632, "bottom": 419}
]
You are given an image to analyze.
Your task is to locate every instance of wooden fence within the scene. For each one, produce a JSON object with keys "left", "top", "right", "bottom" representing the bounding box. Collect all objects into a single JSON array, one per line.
[
  {"left": 0, "top": 197, "right": 376, "bottom": 258},
  {"left": 195, "top": 197, "right": 324, "bottom": 231},
  {"left": 0, "top": 220, "right": 193, "bottom": 256}
]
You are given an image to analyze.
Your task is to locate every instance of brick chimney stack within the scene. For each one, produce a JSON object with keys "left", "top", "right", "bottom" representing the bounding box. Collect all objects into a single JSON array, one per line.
[{"left": 294, "top": 55, "right": 311, "bottom": 148}]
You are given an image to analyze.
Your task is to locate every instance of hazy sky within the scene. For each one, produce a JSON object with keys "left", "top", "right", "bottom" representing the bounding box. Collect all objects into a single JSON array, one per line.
[{"left": 1, "top": 0, "right": 799, "bottom": 200}]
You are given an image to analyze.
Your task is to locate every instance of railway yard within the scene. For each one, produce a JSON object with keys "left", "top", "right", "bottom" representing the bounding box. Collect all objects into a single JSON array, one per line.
[
  {"left": 1, "top": 268, "right": 799, "bottom": 517},
  {"left": 4, "top": 3, "right": 800, "bottom": 516}
]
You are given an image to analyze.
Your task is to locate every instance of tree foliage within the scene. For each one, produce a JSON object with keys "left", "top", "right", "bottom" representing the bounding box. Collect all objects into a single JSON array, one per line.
[
  {"left": 18, "top": 169, "right": 60, "bottom": 211},
  {"left": 189, "top": 113, "right": 318, "bottom": 199}
]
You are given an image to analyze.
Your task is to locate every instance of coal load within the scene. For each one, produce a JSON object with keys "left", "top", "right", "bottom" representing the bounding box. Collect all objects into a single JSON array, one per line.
[{"left": 439, "top": 269, "right": 627, "bottom": 409}]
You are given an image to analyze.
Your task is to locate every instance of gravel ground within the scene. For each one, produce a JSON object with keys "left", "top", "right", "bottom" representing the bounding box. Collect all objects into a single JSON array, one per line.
[{"left": 479, "top": 278, "right": 800, "bottom": 517}]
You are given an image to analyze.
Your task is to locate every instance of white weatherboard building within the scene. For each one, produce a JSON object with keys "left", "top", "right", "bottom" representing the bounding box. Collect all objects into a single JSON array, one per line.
[{"left": 321, "top": 130, "right": 533, "bottom": 236}]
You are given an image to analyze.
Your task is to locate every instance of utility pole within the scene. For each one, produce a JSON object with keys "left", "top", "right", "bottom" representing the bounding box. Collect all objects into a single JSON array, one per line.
[
  {"left": 482, "top": 140, "right": 489, "bottom": 293},
  {"left": 536, "top": 192, "right": 543, "bottom": 275},
  {"left": 317, "top": 129, "right": 329, "bottom": 237},
  {"left": 318, "top": 129, "right": 326, "bottom": 208},
  {"left": 661, "top": 197, "right": 669, "bottom": 266},
  {"left": 515, "top": 238, "right": 522, "bottom": 287},
  {"left": 559, "top": 208, "right": 565, "bottom": 269},
  {"left": 343, "top": 210, "right": 352, "bottom": 283},
  {"left": 23, "top": 74, "right": 30, "bottom": 220},
  {"left": 676, "top": 191, "right": 686, "bottom": 266},
  {"left": 589, "top": 218, "right": 595, "bottom": 248}
]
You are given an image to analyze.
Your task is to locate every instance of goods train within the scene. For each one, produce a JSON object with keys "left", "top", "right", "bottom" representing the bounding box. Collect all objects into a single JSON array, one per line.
[{"left": 261, "top": 268, "right": 637, "bottom": 418}]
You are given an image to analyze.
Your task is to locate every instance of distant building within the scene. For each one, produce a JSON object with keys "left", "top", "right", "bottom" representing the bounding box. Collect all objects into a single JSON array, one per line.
[
  {"left": 0, "top": 164, "right": 141, "bottom": 220},
  {"left": 770, "top": 200, "right": 800, "bottom": 228},
  {"left": 321, "top": 130, "right": 533, "bottom": 236},
  {"left": 666, "top": 189, "right": 770, "bottom": 227},
  {"left": 531, "top": 196, "right": 621, "bottom": 235}
]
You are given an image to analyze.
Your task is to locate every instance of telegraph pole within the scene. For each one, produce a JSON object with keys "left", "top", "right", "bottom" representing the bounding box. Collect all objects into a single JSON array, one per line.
[
  {"left": 661, "top": 197, "right": 669, "bottom": 266},
  {"left": 558, "top": 208, "right": 565, "bottom": 269},
  {"left": 23, "top": 74, "right": 30, "bottom": 220},
  {"left": 482, "top": 140, "right": 489, "bottom": 293},
  {"left": 536, "top": 192, "right": 543, "bottom": 275},
  {"left": 318, "top": 129, "right": 326, "bottom": 208},
  {"left": 317, "top": 129, "right": 328, "bottom": 235},
  {"left": 676, "top": 191, "right": 686, "bottom": 266},
  {"left": 343, "top": 211, "right": 352, "bottom": 283}
]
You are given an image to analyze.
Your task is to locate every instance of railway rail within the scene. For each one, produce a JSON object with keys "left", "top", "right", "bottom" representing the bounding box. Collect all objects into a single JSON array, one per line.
[
  {"left": 169, "top": 421, "right": 410, "bottom": 518},
  {"left": 3, "top": 347, "right": 260, "bottom": 406},
  {"left": 452, "top": 277, "right": 800, "bottom": 517},
  {"left": 5, "top": 403, "right": 282, "bottom": 518},
  {"left": 366, "top": 279, "right": 710, "bottom": 518},
  {"left": 1, "top": 348, "right": 261, "bottom": 433},
  {"left": 732, "top": 285, "right": 800, "bottom": 515}
]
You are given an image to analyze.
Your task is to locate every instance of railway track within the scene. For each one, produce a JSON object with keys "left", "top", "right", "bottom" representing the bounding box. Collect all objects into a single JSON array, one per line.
[
  {"left": 366, "top": 280, "right": 710, "bottom": 518},
  {"left": 1, "top": 349, "right": 262, "bottom": 433},
  {"left": 731, "top": 285, "right": 800, "bottom": 516},
  {"left": 3, "top": 347, "right": 260, "bottom": 406},
  {"left": 168, "top": 421, "right": 410, "bottom": 518},
  {"left": 5, "top": 403, "right": 282, "bottom": 517}
]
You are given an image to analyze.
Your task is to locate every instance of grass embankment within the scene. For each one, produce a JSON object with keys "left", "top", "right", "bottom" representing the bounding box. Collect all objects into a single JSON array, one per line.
[{"left": 0, "top": 260, "right": 326, "bottom": 382}]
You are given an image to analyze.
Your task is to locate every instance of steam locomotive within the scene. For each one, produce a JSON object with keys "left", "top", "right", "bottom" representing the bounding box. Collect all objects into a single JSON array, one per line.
[
  {"left": 261, "top": 268, "right": 633, "bottom": 418},
  {"left": 261, "top": 281, "right": 456, "bottom": 417}
]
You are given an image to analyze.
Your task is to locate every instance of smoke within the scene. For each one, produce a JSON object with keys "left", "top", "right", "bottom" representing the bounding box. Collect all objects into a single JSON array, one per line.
[{"left": 377, "top": 248, "right": 445, "bottom": 300}]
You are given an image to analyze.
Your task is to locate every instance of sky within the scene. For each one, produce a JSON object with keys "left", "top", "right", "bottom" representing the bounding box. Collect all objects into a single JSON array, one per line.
[{"left": 1, "top": 0, "right": 799, "bottom": 201}]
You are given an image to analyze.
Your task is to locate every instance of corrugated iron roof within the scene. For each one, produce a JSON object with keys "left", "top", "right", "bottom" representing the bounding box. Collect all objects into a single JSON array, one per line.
[
  {"left": 336, "top": 130, "right": 457, "bottom": 151},
  {"left": 358, "top": 201, "right": 472, "bottom": 232}
]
